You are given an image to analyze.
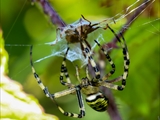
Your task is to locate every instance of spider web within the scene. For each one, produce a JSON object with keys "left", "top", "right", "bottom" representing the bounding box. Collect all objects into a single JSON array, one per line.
[{"left": 38, "top": 27, "right": 105, "bottom": 67}]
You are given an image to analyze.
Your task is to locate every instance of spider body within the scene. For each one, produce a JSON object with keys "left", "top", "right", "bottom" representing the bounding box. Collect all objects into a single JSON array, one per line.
[
  {"left": 80, "top": 78, "right": 108, "bottom": 112},
  {"left": 86, "top": 92, "right": 108, "bottom": 112},
  {"left": 30, "top": 24, "right": 130, "bottom": 118}
]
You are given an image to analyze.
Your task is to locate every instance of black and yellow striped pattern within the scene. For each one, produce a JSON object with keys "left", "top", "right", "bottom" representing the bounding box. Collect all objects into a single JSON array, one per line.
[
  {"left": 59, "top": 47, "right": 73, "bottom": 87},
  {"left": 56, "top": 86, "right": 85, "bottom": 118},
  {"left": 81, "top": 41, "right": 101, "bottom": 81},
  {"left": 94, "top": 40, "right": 116, "bottom": 80},
  {"left": 30, "top": 46, "right": 51, "bottom": 98},
  {"left": 86, "top": 92, "right": 108, "bottom": 112},
  {"left": 30, "top": 46, "right": 85, "bottom": 118},
  {"left": 101, "top": 24, "right": 130, "bottom": 90}
]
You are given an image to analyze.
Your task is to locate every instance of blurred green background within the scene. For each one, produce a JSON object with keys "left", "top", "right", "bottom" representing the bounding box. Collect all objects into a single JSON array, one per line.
[{"left": 1, "top": 0, "right": 159, "bottom": 120}]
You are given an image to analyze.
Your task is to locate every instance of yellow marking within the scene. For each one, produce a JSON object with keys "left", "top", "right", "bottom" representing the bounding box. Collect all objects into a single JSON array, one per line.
[
  {"left": 60, "top": 72, "right": 64, "bottom": 76},
  {"left": 76, "top": 67, "right": 81, "bottom": 82},
  {"left": 39, "top": 83, "right": 45, "bottom": 90},
  {"left": 124, "top": 64, "right": 129, "bottom": 68},
  {"left": 36, "top": 77, "right": 41, "bottom": 81},
  {"left": 104, "top": 51, "right": 107, "bottom": 54},
  {"left": 122, "top": 85, "right": 125, "bottom": 88},
  {"left": 43, "top": 92, "right": 50, "bottom": 97},
  {"left": 90, "top": 59, "right": 96, "bottom": 67},
  {"left": 74, "top": 114, "right": 78, "bottom": 118},
  {"left": 62, "top": 61, "right": 66, "bottom": 66},
  {"left": 102, "top": 82, "right": 118, "bottom": 90},
  {"left": 68, "top": 113, "right": 71, "bottom": 116},
  {"left": 31, "top": 67, "right": 35, "bottom": 73},
  {"left": 87, "top": 98, "right": 108, "bottom": 106},
  {"left": 58, "top": 106, "right": 64, "bottom": 113},
  {"left": 66, "top": 77, "right": 71, "bottom": 83},
  {"left": 86, "top": 96, "right": 108, "bottom": 111},
  {"left": 82, "top": 41, "right": 87, "bottom": 48},
  {"left": 123, "top": 72, "right": 128, "bottom": 79},
  {"left": 95, "top": 71, "right": 100, "bottom": 76},
  {"left": 110, "top": 61, "right": 113, "bottom": 65},
  {"left": 80, "top": 107, "right": 85, "bottom": 111},
  {"left": 54, "top": 88, "right": 76, "bottom": 98}
]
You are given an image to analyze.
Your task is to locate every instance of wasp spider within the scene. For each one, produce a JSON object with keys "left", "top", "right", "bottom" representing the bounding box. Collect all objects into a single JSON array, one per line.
[{"left": 30, "top": 24, "right": 130, "bottom": 118}]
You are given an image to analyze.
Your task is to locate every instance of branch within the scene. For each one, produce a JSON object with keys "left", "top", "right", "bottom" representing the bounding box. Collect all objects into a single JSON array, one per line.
[{"left": 32, "top": 0, "right": 66, "bottom": 27}]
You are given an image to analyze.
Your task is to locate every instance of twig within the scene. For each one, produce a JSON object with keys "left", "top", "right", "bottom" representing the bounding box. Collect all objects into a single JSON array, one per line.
[{"left": 32, "top": 0, "right": 66, "bottom": 27}]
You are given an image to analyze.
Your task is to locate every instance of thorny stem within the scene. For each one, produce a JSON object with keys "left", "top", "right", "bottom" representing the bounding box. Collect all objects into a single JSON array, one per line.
[
  {"left": 32, "top": 0, "right": 66, "bottom": 27},
  {"left": 110, "top": 0, "right": 153, "bottom": 43},
  {"left": 31, "top": 0, "right": 153, "bottom": 120}
]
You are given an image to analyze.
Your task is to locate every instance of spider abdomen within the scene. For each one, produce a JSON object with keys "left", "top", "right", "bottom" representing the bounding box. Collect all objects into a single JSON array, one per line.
[{"left": 86, "top": 92, "right": 108, "bottom": 112}]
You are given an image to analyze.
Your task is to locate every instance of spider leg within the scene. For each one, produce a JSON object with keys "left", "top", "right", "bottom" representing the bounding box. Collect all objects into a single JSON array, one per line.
[
  {"left": 81, "top": 15, "right": 91, "bottom": 25},
  {"left": 94, "top": 40, "right": 116, "bottom": 80},
  {"left": 80, "top": 42, "right": 86, "bottom": 58},
  {"left": 30, "top": 46, "right": 85, "bottom": 118},
  {"left": 51, "top": 87, "right": 85, "bottom": 118},
  {"left": 106, "top": 76, "right": 123, "bottom": 83},
  {"left": 84, "top": 39, "right": 91, "bottom": 50},
  {"left": 75, "top": 66, "right": 81, "bottom": 83},
  {"left": 106, "top": 24, "right": 130, "bottom": 90},
  {"left": 86, "top": 64, "right": 91, "bottom": 80},
  {"left": 60, "top": 47, "right": 74, "bottom": 87},
  {"left": 81, "top": 41, "right": 101, "bottom": 81},
  {"left": 53, "top": 86, "right": 85, "bottom": 118},
  {"left": 81, "top": 15, "right": 99, "bottom": 27},
  {"left": 75, "top": 65, "right": 91, "bottom": 82},
  {"left": 30, "top": 45, "right": 52, "bottom": 98},
  {"left": 100, "top": 81, "right": 122, "bottom": 90}
]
